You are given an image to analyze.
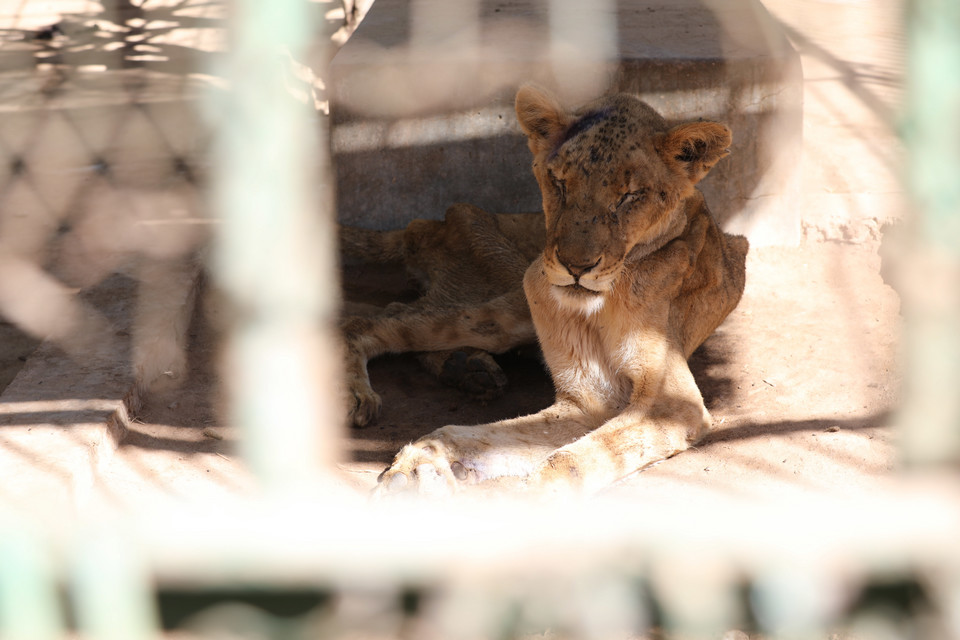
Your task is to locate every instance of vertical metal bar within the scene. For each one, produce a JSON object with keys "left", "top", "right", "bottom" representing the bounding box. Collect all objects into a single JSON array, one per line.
[
  {"left": 651, "top": 551, "right": 739, "bottom": 639},
  {"left": 899, "top": 0, "right": 960, "bottom": 466},
  {"left": 210, "top": 0, "right": 342, "bottom": 487},
  {"left": 71, "top": 530, "right": 157, "bottom": 640},
  {"left": 0, "top": 528, "right": 62, "bottom": 640},
  {"left": 752, "top": 565, "right": 833, "bottom": 640},
  {"left": 548, "top": 0, "right": 616, "bottom": 101}
]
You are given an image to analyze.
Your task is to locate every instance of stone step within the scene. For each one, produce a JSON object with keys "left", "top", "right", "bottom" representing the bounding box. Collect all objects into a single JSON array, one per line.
[
  {"left": 0, "top": 275, "right": 138, "bottom": 515},
  {"left": 330, "top": 0, "right": 803, "bottom": 245},
  {"left": 0, "top": 272, "right": 255, "bottom": 517}
]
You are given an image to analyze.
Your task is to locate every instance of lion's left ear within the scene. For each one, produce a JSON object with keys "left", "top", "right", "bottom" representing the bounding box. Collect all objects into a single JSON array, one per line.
[
  {"left": 656, "top": 122, "right": 732, "bottom": 184},
  {"left": 515, "top": 84, "right": 571, "bottom": 154}
]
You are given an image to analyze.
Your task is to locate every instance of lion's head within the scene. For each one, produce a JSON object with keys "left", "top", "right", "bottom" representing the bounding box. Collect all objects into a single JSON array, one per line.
[{"left": 515, "top": 85, "right": 731, "bottom": 312}]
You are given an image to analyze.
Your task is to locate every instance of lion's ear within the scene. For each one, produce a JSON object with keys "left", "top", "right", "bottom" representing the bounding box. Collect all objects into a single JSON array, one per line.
[
  {"left": 657, "top": 122, "right": 732, "bottom": 184},
  {"left": 515, "top": 84, "right": 570, "bottom": 152}
]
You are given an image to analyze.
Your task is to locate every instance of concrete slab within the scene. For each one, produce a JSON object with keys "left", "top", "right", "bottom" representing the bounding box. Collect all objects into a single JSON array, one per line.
[
  {"left": 761, "top": 0, "right": 906, "bottom": 243},
  {"left": 330, "top": 0, "right": 803, "bottom": 245},
  {"left": 0, "top": 275, "right": 253, "bottom": 519},
  {"left": 0, "top": 0, "right": 907, "bottom": 519},
  {"left": 0, "top": 275, "right": 137, "bottom": 515}
]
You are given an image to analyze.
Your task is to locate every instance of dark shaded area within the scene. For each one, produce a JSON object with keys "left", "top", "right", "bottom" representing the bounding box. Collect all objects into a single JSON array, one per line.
[
  {"left": 339, "top": 259, "right": 748, "bottom": 467},
  {"left": 689, "top": 334, "right": 738, "bottom": 413},
  {"left": 349, "top": 349, "right": 554, "bottom": 465},
  {"left": 702, "top": 411, "right": 891, "bottom": 448},
  {"left": 0, "top": 323, "right": 41, "bottom": 394},
  {"left": 104, "top": 251, "right": 749, "bottom": 465},
  {"left": 156, "top": 588, "right": 333, "bottom": 629}
]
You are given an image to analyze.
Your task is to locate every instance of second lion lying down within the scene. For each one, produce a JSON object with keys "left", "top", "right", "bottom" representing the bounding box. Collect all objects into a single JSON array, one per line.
[{"left": 341, "top": 85, "right": 748, "bottom": 495}]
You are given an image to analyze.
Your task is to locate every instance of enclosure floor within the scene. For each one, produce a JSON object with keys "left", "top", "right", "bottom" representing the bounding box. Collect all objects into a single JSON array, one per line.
[
  {"left": 335, "top": 241, "right": 902, "bottom": 497},
  {"left": 0, "top": 239, "right": 901, "bottom": 507},
  {"left": 0, "top": 0, "right": 907, "bottom": 507}
]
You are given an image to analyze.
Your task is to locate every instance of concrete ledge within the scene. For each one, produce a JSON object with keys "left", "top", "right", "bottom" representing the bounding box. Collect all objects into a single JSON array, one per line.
[
  {"left": 330, "top": 0, "right": 803, "bottom": 245},
  {"left": 0, "top": 275, "right": 138, "bottom": 514}
]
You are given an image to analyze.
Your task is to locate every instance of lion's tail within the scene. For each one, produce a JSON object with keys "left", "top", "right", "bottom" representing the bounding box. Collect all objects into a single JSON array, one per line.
[{"left": 339, "top": 225, "right": 406, "bottom": 264}]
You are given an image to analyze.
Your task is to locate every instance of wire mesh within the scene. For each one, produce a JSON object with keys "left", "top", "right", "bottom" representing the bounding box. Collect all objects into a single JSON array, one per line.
[{"left": 0, "top": 0, "right": 957, "bottom": 639}]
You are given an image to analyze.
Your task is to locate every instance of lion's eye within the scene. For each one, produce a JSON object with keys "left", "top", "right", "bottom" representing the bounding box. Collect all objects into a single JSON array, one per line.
[
  {"left": 616, "top": 188, "right": 647, "bottom": 209},
  {"left": 550, "top": 173, "right": 567, "bottom": 203}
]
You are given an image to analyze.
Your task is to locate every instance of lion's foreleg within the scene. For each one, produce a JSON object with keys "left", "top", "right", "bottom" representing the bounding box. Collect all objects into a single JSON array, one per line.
[
  {"left": 373, "top": 400, "right": 601, "bottom": 497},
  {"left": 531, "top": 347, "right": 710, "bottom": 493}
]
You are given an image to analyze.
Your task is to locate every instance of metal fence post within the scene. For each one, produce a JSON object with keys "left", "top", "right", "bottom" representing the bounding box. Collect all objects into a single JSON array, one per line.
[
  {"left": 899, "top": 0, "right": 960, "bottom": 467},
  {"left": 209, "top": 0, "right": 342, "bottom": 488},
  {"left": 71, "top": 528, "right": 157, "bottom": 640},
  {"left": 0, "top": 526, "right": 62, "bottom": 640}
]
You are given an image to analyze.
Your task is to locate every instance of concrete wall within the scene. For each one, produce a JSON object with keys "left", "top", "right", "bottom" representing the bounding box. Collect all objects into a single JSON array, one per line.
[{"left": 330, "top": 0, "right": 803, "bottom": 246}]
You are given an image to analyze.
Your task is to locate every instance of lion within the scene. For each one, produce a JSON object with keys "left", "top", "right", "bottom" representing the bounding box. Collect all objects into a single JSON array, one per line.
[
  {"left": 341, "top": 84, "right": 748, "bottom": 495},
  {"left": 340, "top": 206, "right": 545, "bottom": 426}
]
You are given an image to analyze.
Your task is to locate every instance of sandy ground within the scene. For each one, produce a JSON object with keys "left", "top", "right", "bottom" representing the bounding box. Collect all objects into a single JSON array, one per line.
[
  {"left": 0, "top": 3, "right": 915, "bottom": 637},
  {"left": 338, "top": 239, "right": 902, "bottom": 496},
  {"left": 0, "top": 236, "right": 902, "bottom": 503},
  {"left": 0, "top": 0, "right": 906, "bottom": 504}
]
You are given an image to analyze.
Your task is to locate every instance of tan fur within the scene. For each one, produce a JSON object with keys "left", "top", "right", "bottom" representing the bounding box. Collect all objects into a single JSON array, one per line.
[
  {"left": 345, "top": 85, "right": 748, "bottom": 495},
  {"left": 340, "top": 206, "right": 543, "bottom": 426}
]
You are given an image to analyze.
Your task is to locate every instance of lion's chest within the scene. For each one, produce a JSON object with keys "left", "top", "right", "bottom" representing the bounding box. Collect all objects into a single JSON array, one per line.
[{"left": 543, "top": 293, "right": 656, "bottom": 410}]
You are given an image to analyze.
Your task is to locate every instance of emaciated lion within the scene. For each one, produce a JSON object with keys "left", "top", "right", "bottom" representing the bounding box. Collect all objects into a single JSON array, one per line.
[{"left": 340, "top": 85, "right": 748, "bottom": 495}]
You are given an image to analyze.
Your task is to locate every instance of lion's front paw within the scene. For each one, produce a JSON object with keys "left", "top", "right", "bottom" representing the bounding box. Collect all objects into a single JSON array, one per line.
[{"left": 373, "top": 440, "right": 474, "bottom": 499}]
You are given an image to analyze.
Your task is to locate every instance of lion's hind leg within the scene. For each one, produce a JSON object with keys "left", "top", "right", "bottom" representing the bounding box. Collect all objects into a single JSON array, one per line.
[
  {"left": 417, "top": 348, "right": 508, "bottom": 400},
  {"left": 341, "top": 288, "right": 534, "bottom": 427},
  {"left": 339, "top": 225, "right": 406, "bottom": 265}
]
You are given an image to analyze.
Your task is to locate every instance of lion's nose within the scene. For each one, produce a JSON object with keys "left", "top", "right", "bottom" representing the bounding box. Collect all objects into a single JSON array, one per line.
[{"left": 556, "top": 249, "right": 601, "bottom": 278}]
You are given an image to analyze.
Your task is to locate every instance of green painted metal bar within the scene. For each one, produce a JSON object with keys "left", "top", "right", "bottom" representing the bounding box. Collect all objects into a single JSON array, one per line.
[
  {"left": 209, "top": 0, "right": 342, "bottom": 488},
  {"left": 0, "top": 527, "right": 62, "bottom": 640},
  {"left": 899, "top": 0, "right": 960, "bottom": 467},
  {"left": 71, "top": 529, "right": 158, "bottom": 640}
]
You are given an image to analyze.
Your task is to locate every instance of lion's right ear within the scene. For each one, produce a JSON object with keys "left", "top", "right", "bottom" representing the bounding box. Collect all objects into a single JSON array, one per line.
[
  {"left": 515, "top": 84, "right": 570, "bottom": 153},
  {"left": 656, "top": 121, "right": 732, "bottom": 185}
]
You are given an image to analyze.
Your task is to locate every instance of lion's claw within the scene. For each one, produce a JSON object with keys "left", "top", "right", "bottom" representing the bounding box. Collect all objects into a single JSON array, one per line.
[
  {"left": 373, "top": 440, "right": 467, "bottom": 498},
  {"left": 450, "top": 460, "right": 468, "bottom": 481},
  {"left": 383, "top": 471, "right": 408, "bottom": 491}
]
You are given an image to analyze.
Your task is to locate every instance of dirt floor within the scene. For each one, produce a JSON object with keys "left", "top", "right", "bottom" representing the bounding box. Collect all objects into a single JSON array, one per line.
[
  {"left": 0, "top": 236, "right": 902, "bottom": 500},
  {"left": 0, "top": 322, "right": 38, "bottom": 392},
  {"left": 339, "top": 239, "right": 902, "bottom": 496},
  {"left": 0, "top": 2, "right": 923, "bottom": 638},
  {"left": 0, "top": 0, "right": 906, "bottom": 506}
]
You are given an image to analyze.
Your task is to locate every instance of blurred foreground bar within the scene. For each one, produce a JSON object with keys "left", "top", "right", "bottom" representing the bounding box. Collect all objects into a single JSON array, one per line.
[
  {"left": 899, "top": 0, "right": 960, "bottom": 468},
  {"left": 329, "top": 0, "right": 802, "bottom": 245},
  {"left": 210, "top": 0, "right": 341, "bottom": 487}
]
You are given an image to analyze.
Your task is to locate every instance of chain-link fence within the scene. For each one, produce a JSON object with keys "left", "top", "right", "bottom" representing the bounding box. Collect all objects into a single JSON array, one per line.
[
  {"left": 0, "top": 0, "right": 218, "bottom": 387},
  {"left": 1, "top": 0, "right": 959, "bottom": 638}
]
